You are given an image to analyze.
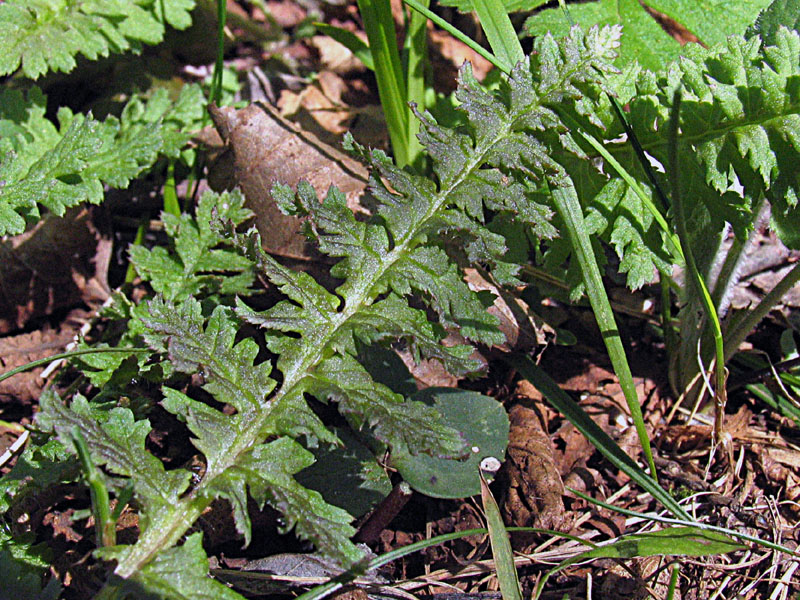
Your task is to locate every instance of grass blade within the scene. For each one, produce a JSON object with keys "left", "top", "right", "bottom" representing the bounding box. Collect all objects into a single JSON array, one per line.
[
  {"left": 570, "top": 486, "right": 799, "bottom": 557},
  {"left": 403, "top": 0, "right": 428, "bottom": 171},
  {"left": 667, "top": 91, "right": 727, "bottom": 449},
  {"left": 471, "top": 0, "right": 524, "bottom": 73},
  {"left": 480, "top": 460, "right": 522, "bottom": 600},
  {"left": 402, "top": 0, "right": 508, "bottom": 74},
  {"left": 533, "top": 525, "right": 744, "bottom": 599},
  {"left": 210, "top": 0, "right": 227, "bottom": 105},
  {"left": 508, "top": 354, "right": 690, "bottom": 520},
  {"left": 356, "top": 0, "right": 412, "bottom": 167},
  {"left": 0, "top": 347, "right": 151, "bottom": 384},
  {"left": 545, "top": 173, "right": 658, "bottom": 480}
]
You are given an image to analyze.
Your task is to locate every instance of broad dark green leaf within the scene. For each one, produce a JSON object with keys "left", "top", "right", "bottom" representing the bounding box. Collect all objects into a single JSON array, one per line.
[{"left": 526, "top": 0, "right": 771, "bottom": 70}]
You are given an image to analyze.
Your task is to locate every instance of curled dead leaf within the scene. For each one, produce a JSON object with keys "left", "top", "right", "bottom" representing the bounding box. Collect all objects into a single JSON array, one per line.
[{"left": 208, "top": 102, "right": 368, "bottom": 260}]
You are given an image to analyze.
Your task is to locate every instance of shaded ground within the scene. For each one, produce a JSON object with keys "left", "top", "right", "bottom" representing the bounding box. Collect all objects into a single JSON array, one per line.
[{"left": 1, "top": 1, "right": 799, "bottom": 598}]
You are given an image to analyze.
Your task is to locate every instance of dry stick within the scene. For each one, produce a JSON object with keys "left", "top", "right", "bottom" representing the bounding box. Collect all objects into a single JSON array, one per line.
[{"left": 354, "top": 482, "right": 414, "bottom": 544}]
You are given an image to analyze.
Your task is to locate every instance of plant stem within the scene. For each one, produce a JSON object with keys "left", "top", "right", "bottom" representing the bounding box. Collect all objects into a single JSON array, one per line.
[
  {"left": 162, "top": 161, "right": 180, "bottom": 217},
  {"left": 72, "top": 427, "right": 115, "bottom": 547},
  {"left": 666, "top": 564, "right": 680, "bottom": 600},
  {"left": 125, "top": 217, "right": 148, "bottom": 284},
  {"left": 211, "top": 0, "right": 226, "bottom": 105},
  {"left": 357, "top": 0, "right": 412, "bottom": 167},
  {"left": 668, "top": 90, "right": 727, "bottom": 448},
  {"left": 546, "top": 173, "right": 658, "bottom": 481}
]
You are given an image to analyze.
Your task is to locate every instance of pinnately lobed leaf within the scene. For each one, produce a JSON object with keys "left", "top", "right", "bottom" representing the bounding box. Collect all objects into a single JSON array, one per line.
[
  {"left": 0, "top": 85, "right": 203, "bottom": 236},
  {"left": 620, "top": 27, "right": 800, "bottom": 254},
  {"left": 0, "top": 0, "right": 196, "bottom": 79},
  {"left": 26, "top": 23, "right": 800, "bottom": 598},
  {"left": 538, "top": 25, "right": 800, "bottom": 290},
  {"left": 30, "top": 27, "right": 632, "bottom": 594}
]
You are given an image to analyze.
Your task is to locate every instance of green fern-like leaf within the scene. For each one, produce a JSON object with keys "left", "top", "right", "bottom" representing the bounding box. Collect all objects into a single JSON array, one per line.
[
  {"left": 129, "top": 188, "right": 255, "bottom": 302},
  {"left": 31, "top": 29, "right": 627, "bottom": 593},
  {"left": 0, "top": 529, "right": 61, "bottom": 600},
  {"left": 0, "top": 0, "right": 196, "bottom": 79},
  {"left": 38, "top": 25, "right": 800, "bottom": 598},
  {"left": 608, "top": 28, "right": 800, "bottom": 258},
  {"left": 0, "top": 86, "right": 202, "bottom": 236},
  {"left": 76, "top": 187, "right": 253, "bottom": 388},
  {"left": 530, "top": 27, "right": 800, "bottom": 290}
]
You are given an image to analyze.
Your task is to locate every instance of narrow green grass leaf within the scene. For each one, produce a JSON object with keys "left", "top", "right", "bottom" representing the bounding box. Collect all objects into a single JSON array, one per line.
[
  {"left": 404, "top": 0, "right": 429, "bottom": 171},
  {"left": 570, "top": 486, "right": 800, "bottom": 557},
  {"left": 580, "top": 527, "right": 745, "bottom": 558},
  {"left": 0, "top": 348, "right": 151, "bottom": 385},
  {"left": 471, "top": 0, "right": 524, "bottom": 72},
  {"left": 533, "top": 526, "right": 744, "bottom": 599},
  {"left": 480, "top": 465, "right": 522, "bottom": 600},
  {"left": 356, "top": 0, "right": 412, "bottom": 167},
  {"left": 545, "top": 174, "right": 657, "bottom": 480},
  {"left": 403, "top": 0, "right": 508, "bottom": 73},
  {"left": 508, "top": 354, "right": 690, "bottom": 520},
  {"left": 668, "top": 91, "right": 727, "bottom": 445}
]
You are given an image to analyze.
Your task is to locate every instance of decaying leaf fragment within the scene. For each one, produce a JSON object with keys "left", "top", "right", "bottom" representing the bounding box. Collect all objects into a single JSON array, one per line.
[
  {"left": 208, "top": 102, "right": 368, "bottom": 259},
  {"left": 0, "top": 207, "right": 110, "bottom": 333}
]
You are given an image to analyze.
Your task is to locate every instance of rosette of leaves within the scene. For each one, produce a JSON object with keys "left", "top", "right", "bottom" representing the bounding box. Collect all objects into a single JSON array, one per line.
[{"left": 32, "top": 27, "right": 629, "bottom": 597}]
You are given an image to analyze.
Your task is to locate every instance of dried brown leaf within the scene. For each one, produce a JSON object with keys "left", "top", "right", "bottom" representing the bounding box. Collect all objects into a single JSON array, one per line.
[
  {"left": 0, "top": 328, "right": 76, "bottom": 404},
  {"left": 501, "top": 383, "right": 570, "bottom": 538},
  {"left": 0, "top": 207, "right": 110, "bottom": 333},
  {"left": 208, "top": 102, "right": 368, "bottom": 260}
]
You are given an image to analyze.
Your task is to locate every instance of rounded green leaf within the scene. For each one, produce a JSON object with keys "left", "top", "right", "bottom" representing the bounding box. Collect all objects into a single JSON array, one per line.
[{"left": 392, "top": 388, "right": 509, "bottom": 498}]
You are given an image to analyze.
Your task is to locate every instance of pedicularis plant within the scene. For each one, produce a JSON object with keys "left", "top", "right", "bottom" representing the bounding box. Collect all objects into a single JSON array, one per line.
[{"left": 2, "top": 0, "right": 800, "bottom": 597}]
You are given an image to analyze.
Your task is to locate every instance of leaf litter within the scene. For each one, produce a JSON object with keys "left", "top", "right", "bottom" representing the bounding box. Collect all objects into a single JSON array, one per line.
[{"left": 1, "top": 1, "right": 800, "bottom": 598}]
